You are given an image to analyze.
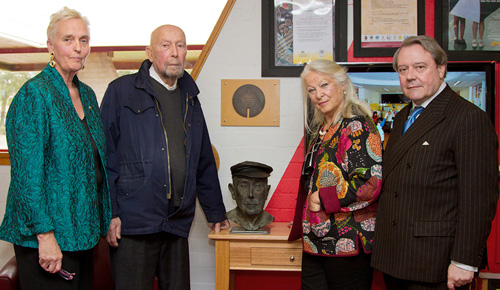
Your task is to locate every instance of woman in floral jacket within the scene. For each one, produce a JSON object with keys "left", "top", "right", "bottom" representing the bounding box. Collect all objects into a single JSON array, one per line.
[{"left": 289, "top": 59, "right": 382, "bottom": 290}]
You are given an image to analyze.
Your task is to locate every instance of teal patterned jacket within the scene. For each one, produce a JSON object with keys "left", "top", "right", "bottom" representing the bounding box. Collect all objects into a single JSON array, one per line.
[{"left": 0, "top": 64, "right": 111, "bottom": 251}]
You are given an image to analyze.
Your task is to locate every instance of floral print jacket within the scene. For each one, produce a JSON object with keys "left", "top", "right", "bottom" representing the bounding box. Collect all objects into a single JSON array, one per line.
[{"left": 302, "top": 115, "right": 382, "bottom": 257}]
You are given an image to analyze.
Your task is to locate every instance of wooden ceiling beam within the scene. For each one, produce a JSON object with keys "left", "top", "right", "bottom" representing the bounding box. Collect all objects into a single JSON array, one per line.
[
  {"left": 0, "top": 45, "right": 204, "bottom": 54},
  {"left": 0, "top": 63, "right": 46, "bottom": 71},
  {"left": 3, "top": 60, "right": 197, "bottom": 71}
]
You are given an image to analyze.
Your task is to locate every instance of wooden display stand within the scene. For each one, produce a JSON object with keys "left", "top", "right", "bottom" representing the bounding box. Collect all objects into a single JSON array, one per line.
[{"left": 208, "top": 222, "right": 302, "bottom": 290}]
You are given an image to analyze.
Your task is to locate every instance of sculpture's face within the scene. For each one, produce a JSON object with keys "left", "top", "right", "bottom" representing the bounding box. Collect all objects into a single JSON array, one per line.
[{"left": 232, "top": 177, "right": 270, "bottom": 216}]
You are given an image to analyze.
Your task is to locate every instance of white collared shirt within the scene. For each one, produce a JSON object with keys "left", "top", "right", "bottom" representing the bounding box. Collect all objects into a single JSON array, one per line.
[
  {"left": 149, "top": 66, "right": 178, "bottom": 91},
  {"left": 409, "top": 81, "right": 446, "bottom": 111}
]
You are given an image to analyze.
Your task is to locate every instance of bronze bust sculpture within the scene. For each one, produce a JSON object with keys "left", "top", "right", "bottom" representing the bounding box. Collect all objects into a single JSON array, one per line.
[{"left": 227, "top": 161, "right": 275, "bottom": 231}]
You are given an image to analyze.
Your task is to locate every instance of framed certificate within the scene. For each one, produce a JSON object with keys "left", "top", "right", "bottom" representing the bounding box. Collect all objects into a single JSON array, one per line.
[
  {"left": 261, "top": 0, "right": 347, "bottom": 77},
  {"left": 353, "top": 0, "right": 425, "bottom": 57}
]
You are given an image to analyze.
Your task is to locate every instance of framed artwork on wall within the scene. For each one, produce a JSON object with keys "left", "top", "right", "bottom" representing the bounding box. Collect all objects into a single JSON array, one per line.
[
  {"left": 261, "top": 0, "right": 347, "bottom": 77},
  {"left": 435, "top": 0, "right": 500, "bottom": 61},
  {"left": 353, "top": 0, "right": 425, "bottom": 57}
]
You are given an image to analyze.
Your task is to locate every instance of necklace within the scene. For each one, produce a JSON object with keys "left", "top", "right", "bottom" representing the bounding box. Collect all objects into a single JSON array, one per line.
[
  {"left": 319, "top": 117, "right": 342, "bottom": 136},
  {"left": 319, "top": 122, "right": 331, "bottom": 136}
]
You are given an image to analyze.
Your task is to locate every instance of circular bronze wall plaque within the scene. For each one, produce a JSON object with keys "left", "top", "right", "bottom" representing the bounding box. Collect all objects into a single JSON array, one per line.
[{"left": 232, "top": 84, "right": 266, "bottom": 118}]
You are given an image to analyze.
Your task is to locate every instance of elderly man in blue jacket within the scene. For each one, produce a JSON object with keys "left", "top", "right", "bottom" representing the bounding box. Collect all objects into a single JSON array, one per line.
[{"left": 100, "top": 24, "right": 230, "bottom": 290}]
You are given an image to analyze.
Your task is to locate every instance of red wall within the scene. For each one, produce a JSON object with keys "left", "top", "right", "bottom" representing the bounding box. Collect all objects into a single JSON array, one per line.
[{"left": 486, "top": 62, "right": 500, "bottom": 274}]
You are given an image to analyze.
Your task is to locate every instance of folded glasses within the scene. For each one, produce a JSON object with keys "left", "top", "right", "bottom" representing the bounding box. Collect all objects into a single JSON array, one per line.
[
  {"left": 301, "top": 136, "right": 322, "bottom": 177},
  {"left": 58, "top": 269, "right": 75, "bottom": 281}
]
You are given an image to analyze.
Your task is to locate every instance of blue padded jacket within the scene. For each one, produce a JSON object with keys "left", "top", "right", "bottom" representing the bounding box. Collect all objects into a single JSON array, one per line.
[{"left": 100, "top": 60, "right": 226, "bottom": 238}]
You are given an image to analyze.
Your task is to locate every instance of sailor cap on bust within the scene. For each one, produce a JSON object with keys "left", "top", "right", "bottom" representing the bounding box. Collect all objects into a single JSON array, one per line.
[{"left": 230, "top": 161, "right": 273, "bottom": 178}]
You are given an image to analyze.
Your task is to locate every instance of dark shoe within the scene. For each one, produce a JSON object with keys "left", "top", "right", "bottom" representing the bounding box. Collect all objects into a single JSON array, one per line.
[{"left": 453, "top": 42, "right": 467, "bottom": 50}]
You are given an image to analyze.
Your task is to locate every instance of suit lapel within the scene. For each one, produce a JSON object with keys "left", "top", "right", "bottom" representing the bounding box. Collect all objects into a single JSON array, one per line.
[{"left": 384, "top": 86, "right": 453, "bottom": 178}]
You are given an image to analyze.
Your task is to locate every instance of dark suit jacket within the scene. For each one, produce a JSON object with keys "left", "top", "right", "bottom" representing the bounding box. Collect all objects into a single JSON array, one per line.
[{"left": 371, "top": 85, "right": 499, "bottom": 282}]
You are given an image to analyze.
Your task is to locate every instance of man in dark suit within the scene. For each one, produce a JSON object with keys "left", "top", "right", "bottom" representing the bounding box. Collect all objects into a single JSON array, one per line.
[{"left": 371, "top": 35, "right": 499, "bottom": 289}]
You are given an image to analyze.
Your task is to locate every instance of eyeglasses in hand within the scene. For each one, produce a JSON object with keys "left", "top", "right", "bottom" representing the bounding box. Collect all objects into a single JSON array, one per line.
[
  {"left": 301, "top": 137, "right": 322, "bottom": 177},
  {"left": 58, "top": 269, "right": 75, "bottom": 281}
]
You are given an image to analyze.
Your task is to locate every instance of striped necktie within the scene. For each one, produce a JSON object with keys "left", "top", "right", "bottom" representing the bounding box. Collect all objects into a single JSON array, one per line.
[{"left": 403, "top": 106, "right": 423, "bottom": 134}]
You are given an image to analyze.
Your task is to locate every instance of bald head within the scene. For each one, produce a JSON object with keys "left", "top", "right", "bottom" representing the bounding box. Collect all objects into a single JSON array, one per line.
[
  {"left": 150, "top": 25, "right": 185, "bottom": 46},
  {"left": 146, "top": 24, "right": 187, "bottom": 86}
]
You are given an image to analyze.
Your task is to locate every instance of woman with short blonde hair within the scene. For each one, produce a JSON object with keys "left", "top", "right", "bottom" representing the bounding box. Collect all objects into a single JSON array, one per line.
[{"left": 0, "top": 7, "right": 110, "bottom": 290}]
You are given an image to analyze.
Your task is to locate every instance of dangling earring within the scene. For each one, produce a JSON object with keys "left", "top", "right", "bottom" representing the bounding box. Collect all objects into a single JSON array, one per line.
[
  {"left": 81, "top": 65, "right": 85, "bottom": 70},
  {"left": 49, "top": 51, "right": 56, "bottom": 67}
]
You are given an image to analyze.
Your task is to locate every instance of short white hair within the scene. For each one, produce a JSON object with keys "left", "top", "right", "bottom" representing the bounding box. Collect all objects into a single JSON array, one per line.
[{"left": 47, "top": 7, "right": 90, "bottom": 41}]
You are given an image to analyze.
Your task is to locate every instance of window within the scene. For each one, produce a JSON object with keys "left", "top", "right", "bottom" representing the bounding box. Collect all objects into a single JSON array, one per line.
[{"left": 0, "top": 70, "right": 38, "bottom": 151}]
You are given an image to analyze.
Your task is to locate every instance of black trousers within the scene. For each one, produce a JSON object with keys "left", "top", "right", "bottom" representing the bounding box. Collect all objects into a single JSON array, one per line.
[
  {"left": 383, "top": 273, "right": 472, "bottom": 290},
  {"left": 109, "top": 232, "right": 190, "bottom": 290},
  {"left": 301, "top": 251, "right": 373, "bottom": 290},
  {"left": 14, "top": 245, "right": 93, "bottom": 290}
]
